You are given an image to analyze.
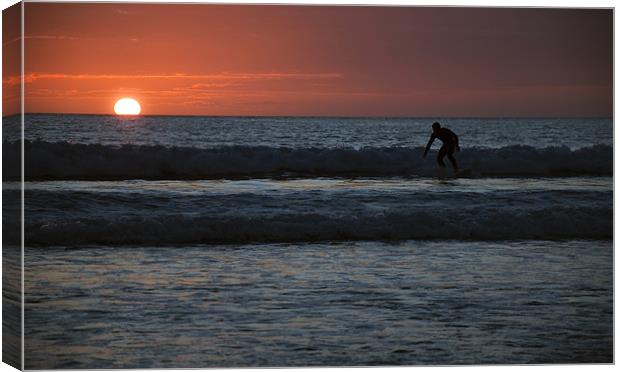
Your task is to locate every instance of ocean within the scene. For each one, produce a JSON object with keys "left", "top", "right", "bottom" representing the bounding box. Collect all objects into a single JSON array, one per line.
[{"left": 2, "top": 114, "right": 613, "bottom": 368}]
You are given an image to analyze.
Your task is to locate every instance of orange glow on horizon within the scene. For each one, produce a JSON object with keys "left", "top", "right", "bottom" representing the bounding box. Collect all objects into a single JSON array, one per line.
[{"left": 5, "top": 3, "right": 612, "bottom": 117}]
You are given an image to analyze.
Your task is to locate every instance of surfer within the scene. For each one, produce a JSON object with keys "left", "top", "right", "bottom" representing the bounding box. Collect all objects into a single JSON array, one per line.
[{"left": 423, "top": 122, "right": 460, "bottom": 172}]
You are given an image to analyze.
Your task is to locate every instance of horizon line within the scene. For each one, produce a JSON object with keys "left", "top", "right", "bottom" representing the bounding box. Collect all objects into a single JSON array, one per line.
[{"left": 3, "top": 112, "right": 614, "bottom": 120}]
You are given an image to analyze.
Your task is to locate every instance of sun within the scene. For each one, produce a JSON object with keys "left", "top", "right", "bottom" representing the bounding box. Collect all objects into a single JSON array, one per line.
[{"left": 114, "top": 98, "right": 141, "bottom": 115}]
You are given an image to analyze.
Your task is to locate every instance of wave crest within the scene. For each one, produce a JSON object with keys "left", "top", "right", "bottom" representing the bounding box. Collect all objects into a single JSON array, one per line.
[
  {"left": 3, "top": 141, "right": 612, "bottom": 180},
  {"left": 11, "top": 205, "right": 611, "bottom": 245}
]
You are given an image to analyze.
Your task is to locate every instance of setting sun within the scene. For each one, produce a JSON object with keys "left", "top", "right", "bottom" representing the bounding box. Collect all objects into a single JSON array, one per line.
[{"left": 114, "top": 98, "right": 141, "bottom": 115}]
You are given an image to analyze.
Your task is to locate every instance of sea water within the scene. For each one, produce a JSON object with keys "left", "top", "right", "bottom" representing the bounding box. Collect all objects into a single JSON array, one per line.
[{"left": 3, "top": 115, "right": 613, "bottom": 368}]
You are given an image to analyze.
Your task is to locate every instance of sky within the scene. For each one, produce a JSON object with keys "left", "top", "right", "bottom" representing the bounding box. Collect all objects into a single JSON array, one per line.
[
  {"left": 2, "top": 3, "right": 613, "bottom": 117},
  {"left": 2, "top": 2, "right": 20, "bottom": 116}
]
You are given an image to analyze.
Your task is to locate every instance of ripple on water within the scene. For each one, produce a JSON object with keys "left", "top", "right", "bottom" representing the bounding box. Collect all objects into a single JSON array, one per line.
[{"left": 23, "top": 240, "right": 612, "bottom": 368}]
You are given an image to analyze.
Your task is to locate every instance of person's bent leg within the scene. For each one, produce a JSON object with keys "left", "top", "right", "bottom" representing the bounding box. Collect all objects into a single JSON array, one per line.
[
  {"left": 437, "top": 146, "right": 447, "bottom": 168},
  {"left": 447, "top": 152, "right": 458, "bottom": 171}
]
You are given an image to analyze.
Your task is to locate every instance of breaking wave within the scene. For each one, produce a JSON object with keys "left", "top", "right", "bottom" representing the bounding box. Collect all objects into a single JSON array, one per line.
[
  {"left": 3, "top": 141, "right": 613, "bottom": 180},
  {"left": 13, "top": 205, "right": 612, "bottom": 246},
  {"left": 6, "top": 187, "right": 612, "bottom": 245}
]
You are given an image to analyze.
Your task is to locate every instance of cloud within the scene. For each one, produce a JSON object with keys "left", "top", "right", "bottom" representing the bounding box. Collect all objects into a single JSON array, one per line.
[
  {"left": 4, "top": 72, "right": 343, "bottom": 86},
  {"left": 26, "top": 35, "right": 78, "bottom": 41},
  {"left": 3, "top": 35, "right": 80, "bottom": 47},
  {"left": 27, "top": 72, "right": 342, "bottom": 81},
  {"left": 13, "top": 70, "right": 356, "bottom": 112},
  {"left": 2, "top": 37, "right": 20, "bottom": 47}
]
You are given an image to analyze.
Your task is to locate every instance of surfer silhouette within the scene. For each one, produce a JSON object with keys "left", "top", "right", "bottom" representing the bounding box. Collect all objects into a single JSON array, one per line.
[{"left": 423, "top": 122, "right": 460, "bottom": 172}]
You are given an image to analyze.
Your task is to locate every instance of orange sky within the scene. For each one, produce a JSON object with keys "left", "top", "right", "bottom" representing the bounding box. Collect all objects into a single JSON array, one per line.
[
  {"left": 2, "top": 3, "right": 613, "bottom": 117},
  {"left": 2, "top": 2, "right": 20, "bottom": 116}
]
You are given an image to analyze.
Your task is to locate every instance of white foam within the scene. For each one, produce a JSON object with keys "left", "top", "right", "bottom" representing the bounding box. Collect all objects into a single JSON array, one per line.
[
  {"left": 16, "top": 205, "right": 611, "bottom": 245},
  {"left": 3, "top": 141, "right": 612, "bottom": 180},
  {"left": 11, "top": 187, "right": 612, "bottom": 245}
]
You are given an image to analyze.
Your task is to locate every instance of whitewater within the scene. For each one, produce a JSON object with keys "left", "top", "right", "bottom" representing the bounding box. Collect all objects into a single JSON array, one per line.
[
  {"left": 5, "top": 114, "right": 613, "bottom": 368},
  {"left": 4, "top": 177, "right": 612, "bottom": 245},
  {"left": 4, "top": 115, "right": 612, "bottom": 245},
  {"left": 3, "top": 141, "right": 612, "bottom": 180}
]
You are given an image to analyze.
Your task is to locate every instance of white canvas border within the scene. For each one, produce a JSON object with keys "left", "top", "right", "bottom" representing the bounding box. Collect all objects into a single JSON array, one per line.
[{"left": 0, "top": 0, "right": 615, "bottom": 371}]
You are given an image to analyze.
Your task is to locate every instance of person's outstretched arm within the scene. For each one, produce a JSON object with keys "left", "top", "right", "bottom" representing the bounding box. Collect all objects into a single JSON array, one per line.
[
  {"left": 454, "top": 133, "right": 460, "bottom": 151},
  {"left": 423, "top": 134, "right": 435, "bottom": 158}
]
